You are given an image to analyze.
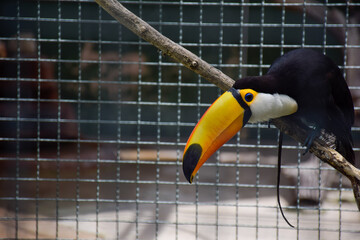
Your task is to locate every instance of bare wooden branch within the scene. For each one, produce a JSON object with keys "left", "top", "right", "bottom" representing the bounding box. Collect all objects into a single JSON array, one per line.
[
  {"left": 95, "top": 0, "right": 360, "bottom": 210},
  {"left": 95, "top": 0, "right": 234, "bottom": 91}
]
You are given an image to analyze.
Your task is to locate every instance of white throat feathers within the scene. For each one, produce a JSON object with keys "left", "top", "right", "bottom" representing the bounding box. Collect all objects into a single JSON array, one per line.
[{"left": 248, "top": 93, "right": 298, "bottom": 123}]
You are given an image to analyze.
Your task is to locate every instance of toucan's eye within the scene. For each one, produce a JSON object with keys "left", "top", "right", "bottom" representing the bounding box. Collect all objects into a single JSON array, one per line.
[{"left": 245, "top": 92, "right": 253, "bottom": 102}]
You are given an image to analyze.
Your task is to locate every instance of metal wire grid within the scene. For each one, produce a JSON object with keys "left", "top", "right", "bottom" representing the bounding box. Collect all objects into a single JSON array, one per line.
[{"left": 0, "top": 0, "right": 359, "bottom": 239}]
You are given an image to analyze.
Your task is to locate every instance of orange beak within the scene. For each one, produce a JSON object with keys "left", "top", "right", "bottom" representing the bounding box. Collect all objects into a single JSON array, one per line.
[{"left": 183, "top": 88, "right": 252, "bottom": 183}]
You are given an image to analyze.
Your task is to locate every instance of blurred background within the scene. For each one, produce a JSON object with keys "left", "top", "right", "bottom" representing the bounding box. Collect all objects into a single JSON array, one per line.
[{"left": 0, "top": 0, "right": 359, "bottom": 239}]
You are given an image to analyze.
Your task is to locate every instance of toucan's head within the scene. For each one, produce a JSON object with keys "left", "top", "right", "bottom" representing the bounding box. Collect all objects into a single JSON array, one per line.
[{"left": 182, "top": 87, "right": 298, "bottom": 183}]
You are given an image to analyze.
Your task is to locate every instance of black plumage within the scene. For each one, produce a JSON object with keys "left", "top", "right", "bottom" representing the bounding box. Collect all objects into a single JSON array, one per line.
[{"left": 233, "top": 49, "right": 355, "bottom": 164}]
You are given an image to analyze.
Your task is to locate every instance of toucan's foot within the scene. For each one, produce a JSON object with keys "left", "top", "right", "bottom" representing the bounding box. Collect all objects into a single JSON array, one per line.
[{"left": 303, "top": 128, "right": 320, "bottom": 155}]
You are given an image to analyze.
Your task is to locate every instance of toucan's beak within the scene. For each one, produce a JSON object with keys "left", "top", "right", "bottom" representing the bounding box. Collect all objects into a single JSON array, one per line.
[{"left": 182, "top": 88, "right": 252, "bottom": 183}]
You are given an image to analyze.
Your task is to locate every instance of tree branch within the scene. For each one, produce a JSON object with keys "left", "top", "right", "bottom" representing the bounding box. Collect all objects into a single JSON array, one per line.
[
  {"left": 95, "top": 0, "right": 233, "bottom": 91},
  {"left": 95, "top": 0, "right": 360, "bottom": 210}
]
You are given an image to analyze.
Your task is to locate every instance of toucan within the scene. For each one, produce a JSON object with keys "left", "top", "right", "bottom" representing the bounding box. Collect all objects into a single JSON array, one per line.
[{"left": 183, "top": 48, "right": 355, "bottom": 184}]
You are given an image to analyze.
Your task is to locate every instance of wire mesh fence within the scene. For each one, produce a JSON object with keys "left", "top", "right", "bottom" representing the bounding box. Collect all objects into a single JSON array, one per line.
[{"left": 0, "top": 0, "right": 359, "bottom": 239}]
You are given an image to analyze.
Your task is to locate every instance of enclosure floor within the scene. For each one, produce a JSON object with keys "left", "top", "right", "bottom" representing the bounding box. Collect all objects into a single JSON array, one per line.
[
  {"left": 0, "top": 145, "right": 359, "bottom": 239},
  {"left": 0, "top": 192, "right": 358, "bottom": 240}
]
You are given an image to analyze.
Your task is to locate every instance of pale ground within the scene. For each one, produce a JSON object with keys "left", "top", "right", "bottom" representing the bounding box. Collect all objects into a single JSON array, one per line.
[
  {"left": 0, "top": 148, "right": 359, "bottom": 239},
  {"left": 0, "top": 190, "right": 359, "bottom": 240}
]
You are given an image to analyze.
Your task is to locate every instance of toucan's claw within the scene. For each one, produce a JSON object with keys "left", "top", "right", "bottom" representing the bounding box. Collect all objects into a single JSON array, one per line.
[{"left": 303, "top": 128, "right": 320, "bottom": 155}]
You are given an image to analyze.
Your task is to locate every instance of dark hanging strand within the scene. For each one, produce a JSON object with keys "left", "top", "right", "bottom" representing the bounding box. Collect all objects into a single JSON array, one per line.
[{"left": 277, "top": 131, "right": 295, "bottom": 228}]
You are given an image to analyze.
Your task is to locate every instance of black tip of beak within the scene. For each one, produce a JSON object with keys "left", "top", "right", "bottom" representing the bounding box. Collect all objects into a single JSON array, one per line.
[{"left": 182, "top": 143, "right": 202, "bottom": 183}]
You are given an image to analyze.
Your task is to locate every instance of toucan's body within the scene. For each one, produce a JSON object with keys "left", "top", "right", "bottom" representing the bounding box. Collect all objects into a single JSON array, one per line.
[
  {"left": 183, "top": 49, "right": 355, "bottom": 183},
  {"left": 234, "top": 49, "right": 354, "bottom": 164}
]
